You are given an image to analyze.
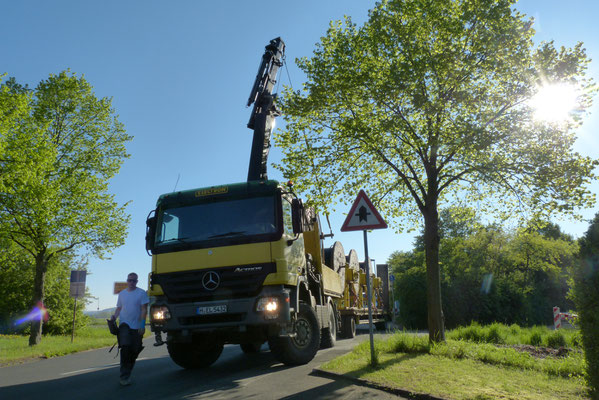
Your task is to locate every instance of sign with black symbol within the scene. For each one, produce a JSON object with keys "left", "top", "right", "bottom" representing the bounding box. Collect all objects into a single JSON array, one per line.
[{"left": 340, "top": 190, "right": 388, "bottom": 232}]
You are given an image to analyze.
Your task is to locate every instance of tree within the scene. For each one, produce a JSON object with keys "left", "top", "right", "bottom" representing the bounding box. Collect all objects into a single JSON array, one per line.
[
  {"left": 0, "top": 71, "right": 131, "bottom": 345},
  {"left": 276, "top": 0, "right": 597, "bottom": 342},
  {"left": 390, "top": 213, "right": 578, "bottom": 329},
  {"left": 572, "top": 213, "right": 599, "bottom": 397}
]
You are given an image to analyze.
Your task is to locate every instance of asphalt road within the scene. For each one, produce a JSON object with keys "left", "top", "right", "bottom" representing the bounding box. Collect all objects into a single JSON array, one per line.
[{"left": 0, "top": 329, "right": 403, "bottom": 400}]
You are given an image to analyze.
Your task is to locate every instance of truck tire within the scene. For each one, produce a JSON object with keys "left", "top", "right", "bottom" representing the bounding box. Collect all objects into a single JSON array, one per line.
[
  {"left": 268, "top": 302, "right": 321, "bottom": 365},
  {"left": 240, "top": 341, "right": 263, "bottom": 353},
  {"left": 320, "top": 303, "right": 337, "bottom": 349},
  {"left": 167, "top": 335, "right": 223, "bottom": 369},
  {"left": 341, "top": 315, "right": 356, "bottom": 339}
]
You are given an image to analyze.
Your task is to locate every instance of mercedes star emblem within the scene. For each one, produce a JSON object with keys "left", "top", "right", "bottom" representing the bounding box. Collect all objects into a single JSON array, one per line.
[{"left": 202, "top": 271, "right": 220, "bottom": 291}]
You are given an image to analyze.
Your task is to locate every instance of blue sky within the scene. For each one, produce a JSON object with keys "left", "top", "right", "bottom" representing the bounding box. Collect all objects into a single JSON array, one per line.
[{"left": 2, "top": 1, "right": 598, "bottom": 311}]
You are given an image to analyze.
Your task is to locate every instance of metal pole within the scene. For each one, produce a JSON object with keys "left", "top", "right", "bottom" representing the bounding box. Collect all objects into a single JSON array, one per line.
[
  {"left": 71, "top": 297, "right": 77, "bottom": 343},
  {"left": 363, "top": 230, "right": 375, "bottom": 363}
]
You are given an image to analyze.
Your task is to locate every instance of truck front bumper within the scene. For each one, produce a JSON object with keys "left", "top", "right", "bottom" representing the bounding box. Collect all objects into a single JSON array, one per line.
[{"left": 149, "top": 285, "right": 291, "bottom": 333}]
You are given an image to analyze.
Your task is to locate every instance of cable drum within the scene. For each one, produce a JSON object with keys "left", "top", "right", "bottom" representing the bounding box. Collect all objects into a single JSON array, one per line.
[
  {"left": 323, "top": 241, "right": 346, "bottom": 272},
  {"left": 346, "top": 249, "right": 360, "bottom": 272}
]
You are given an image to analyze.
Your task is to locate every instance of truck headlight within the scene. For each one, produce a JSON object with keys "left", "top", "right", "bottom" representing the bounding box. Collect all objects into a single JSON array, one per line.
[
  {"left": 151, "top": 305, "right": 171, "bottom": 324},
  {"left": 256, "top": 297, "right": 279, "bottom": 318}
]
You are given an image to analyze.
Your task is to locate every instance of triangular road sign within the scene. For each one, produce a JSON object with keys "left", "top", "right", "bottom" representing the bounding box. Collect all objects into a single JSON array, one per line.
[{"left": 340, "top": 190, "right": 388, "bottom": 232}]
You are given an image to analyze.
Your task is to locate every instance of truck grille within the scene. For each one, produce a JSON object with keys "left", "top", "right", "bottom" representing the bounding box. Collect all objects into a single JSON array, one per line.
[{"left": 151, "top": 262, "right": 276, "bottom": 302}]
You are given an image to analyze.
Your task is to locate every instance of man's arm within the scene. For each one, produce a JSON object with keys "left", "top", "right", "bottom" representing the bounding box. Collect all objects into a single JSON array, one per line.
[
  {"left": 112, "top": 306, "right": 121, "bottom": 321},
  {"left": 139, "top": 303, "right": 148, "bottom": 333}
]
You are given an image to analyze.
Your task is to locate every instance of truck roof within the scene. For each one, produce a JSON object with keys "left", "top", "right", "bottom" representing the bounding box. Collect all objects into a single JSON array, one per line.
[{"left": 156, "top": 180, "right": 281, "bottom": 208}]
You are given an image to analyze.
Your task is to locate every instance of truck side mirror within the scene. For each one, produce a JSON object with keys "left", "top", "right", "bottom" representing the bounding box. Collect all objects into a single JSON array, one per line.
[
  {"left": 145, "top": 212, "right": 157, "bottom": 254},
  {"left": 291, "top": 199, "right": 304, "bottom": 234}
]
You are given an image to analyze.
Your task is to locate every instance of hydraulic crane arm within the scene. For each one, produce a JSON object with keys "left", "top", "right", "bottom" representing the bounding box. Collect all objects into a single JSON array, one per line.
[{"left": 247, "top": 37, "right": 285, "bottom": 182}]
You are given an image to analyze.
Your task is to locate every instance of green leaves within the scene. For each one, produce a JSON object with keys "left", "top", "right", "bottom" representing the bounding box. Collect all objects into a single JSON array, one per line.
[
  {"left": 571, "top": 213, "right": 599, "bottom": 396},
  {"left": 276, "top": 0, "right": 597, "bottom": 227},
  {"left": 0, "top": 71, "right": 132, "bottom": 260},
  {"left": 0, "top": 71, "right": 131, "bottom": 342}
]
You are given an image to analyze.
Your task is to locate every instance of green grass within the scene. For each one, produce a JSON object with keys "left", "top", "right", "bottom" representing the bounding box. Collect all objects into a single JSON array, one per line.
[
  {"left": 321, "top": 327, "right": 590, "bottom": 400},
  {"left": 447, "top": 322, "right": 581, "bottom": 349},
  {"left": 0, "top": 318, "right": 152, "bottom": 366}
]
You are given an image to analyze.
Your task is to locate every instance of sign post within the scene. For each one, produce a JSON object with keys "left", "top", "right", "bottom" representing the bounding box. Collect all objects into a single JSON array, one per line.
[
  {"left": 69, "top": 270, "right": 87, "bottom": 343},
  {"left": 341, "top": 190, "right": 387, "bottom": 364}
]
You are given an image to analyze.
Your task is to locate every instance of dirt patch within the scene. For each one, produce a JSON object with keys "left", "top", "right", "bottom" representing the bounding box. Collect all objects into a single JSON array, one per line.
[{"left": 503, "top": 344, "right": 575, "bottom": 359}]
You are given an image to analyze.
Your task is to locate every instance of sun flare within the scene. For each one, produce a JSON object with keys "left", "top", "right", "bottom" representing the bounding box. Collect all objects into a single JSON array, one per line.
[{"left": 530, "top": 83, "right": 579, "bottom": 123}]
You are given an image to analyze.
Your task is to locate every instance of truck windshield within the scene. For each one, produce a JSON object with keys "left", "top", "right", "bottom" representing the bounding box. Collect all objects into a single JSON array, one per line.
[{"left": 154, "top": 195, "right": 278, "bottom": 248}]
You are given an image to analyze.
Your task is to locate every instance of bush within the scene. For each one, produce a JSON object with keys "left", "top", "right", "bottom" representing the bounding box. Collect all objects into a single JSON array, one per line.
[
  {"left": 528, "top": 331, "right": 543, "bottom": 347},
  {"left": 509, "top": 324, "right": 522, "bottom": 336},
  {"left": 485, "top": 324, "right": 504, "bottom": 344},
  {"left": 451, "top": 322, "right": 485, "bottom": 343},
  {"left": 571, "top": 331, "right": 583, "bottom": 349},
  {"left": 395, "top": 267, "right": 428, "bottom": 329},
  {"left": 546, "top": 331, "right": 566, "bottom": 349}
]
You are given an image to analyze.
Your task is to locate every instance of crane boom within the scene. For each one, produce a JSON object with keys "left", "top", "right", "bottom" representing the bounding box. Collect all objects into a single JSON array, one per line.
[{"left": 246, "top": 37, "right": 285, "bottom": 182}]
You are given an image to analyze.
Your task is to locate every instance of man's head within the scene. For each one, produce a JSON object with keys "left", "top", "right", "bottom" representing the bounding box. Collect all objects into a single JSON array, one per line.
[{"left": 127, "top": 273, "right": 138, "bottom": 291}]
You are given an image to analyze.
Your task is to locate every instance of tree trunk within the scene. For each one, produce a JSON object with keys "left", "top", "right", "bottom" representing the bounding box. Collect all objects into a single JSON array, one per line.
[
  {"left": 29, "top": 252, "right": 47, "bottom": 346},
  {"left": 423, "top": 202, "right": 445, "bottom": 343}
]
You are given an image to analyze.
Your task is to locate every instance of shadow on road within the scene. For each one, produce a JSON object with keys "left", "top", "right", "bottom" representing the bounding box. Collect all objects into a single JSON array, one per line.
[{"left": 0, "top": 345, "right": 295, "bottom": 400}]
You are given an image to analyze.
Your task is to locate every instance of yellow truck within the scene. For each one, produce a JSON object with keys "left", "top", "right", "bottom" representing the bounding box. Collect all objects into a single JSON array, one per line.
[{"left": 145, "top": 38, "right": 390, "bottom": 369}]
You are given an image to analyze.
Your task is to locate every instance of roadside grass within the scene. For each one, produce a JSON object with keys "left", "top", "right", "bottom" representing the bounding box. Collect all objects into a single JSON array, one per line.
[
  {"left": 447, "top": 322, "right": 581, "bottom": 349},
  {"left": 321, "top": 326, "right": 589, "bottom": 400},
  {"left": 0, "top": 318, "right": 128, "bottom": 366}
]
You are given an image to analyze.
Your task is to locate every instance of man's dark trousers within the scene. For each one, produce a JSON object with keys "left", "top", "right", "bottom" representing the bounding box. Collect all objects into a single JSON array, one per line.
[{"left": 118, "top": 324, "right": 143, "bottom": 380}]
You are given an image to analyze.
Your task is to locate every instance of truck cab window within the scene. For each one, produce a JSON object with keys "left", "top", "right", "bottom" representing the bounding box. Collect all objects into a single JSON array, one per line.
[{"left": 153, "top": 195, "right": 279, "bottom": 249}]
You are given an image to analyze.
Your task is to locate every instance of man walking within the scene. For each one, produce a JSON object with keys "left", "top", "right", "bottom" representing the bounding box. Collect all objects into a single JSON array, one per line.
[{"left": 111, "top": 272, "right": 149, "bottom": 386}]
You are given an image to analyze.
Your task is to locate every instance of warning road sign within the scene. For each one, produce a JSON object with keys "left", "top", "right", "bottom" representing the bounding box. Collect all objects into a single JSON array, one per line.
[{"left": 340, "top": 190, "right": 388, "bottom": 232}]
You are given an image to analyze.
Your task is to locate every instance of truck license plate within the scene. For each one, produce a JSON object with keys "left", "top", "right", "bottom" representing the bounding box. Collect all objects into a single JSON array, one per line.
[{"left": 197, "top": 305, "right": 227, "bottom": 315}]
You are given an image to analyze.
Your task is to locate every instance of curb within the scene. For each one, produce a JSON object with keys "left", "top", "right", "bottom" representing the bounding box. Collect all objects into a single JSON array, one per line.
[{"left": 312, "top": 368, "right": 448, "bottom": 400}]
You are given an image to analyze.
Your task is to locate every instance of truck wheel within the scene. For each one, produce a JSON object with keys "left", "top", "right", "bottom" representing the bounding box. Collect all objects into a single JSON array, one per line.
[
  {"left": 268, "top": 302, "right": 321, "bottom": 365},
  {"left": 341, "top": 315, "right": 356, "bottom": 339},
  {"left": 240, "top": 341, "right": 263, "bottom": 353},
  {"left": 320, "top": 303, "right": 337, "bottom": 349},
  {"left": 167, "top": 336, "right": 223, "bottom": 369}
]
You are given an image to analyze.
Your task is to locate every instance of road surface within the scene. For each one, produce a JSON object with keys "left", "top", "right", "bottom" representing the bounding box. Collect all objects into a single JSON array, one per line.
[{"left": 0, "top": 330, "right": 402, "bottom": 399}]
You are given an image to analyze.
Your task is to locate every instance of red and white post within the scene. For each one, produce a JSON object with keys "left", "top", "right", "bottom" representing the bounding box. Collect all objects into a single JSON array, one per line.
[{"left": 553, "top": 306, "right": 561, "bottom": 330}]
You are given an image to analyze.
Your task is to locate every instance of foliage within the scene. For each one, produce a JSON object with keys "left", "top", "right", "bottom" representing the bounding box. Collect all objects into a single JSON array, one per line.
[
  {"left": 0, "top": 239, "right": 33, "bottom": 333},
  {"left": 547, "top": 331, "right": 567, "bottom": 349},
  {"left": 571, "top": 212, "right": 599, "bottom": 397},
  {"left": 0, "top": 71, "right": 131, "bottom": 344},
  {"left": 277, "top": 0, "right": 597, "bottom": 342},
  {"left": 390, "top": 213, "right": 578, "bottom": 329},
  {"left": 390, "top": 252, "right": 427, "bottom": 329},
  {"left": 0, "top": 241, "right": 90, "bottom": 335}
]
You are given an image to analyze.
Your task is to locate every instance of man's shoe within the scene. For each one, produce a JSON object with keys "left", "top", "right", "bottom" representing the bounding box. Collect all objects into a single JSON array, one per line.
[{"left": 120, "top": 378, "right": 131, "bottom": 386}]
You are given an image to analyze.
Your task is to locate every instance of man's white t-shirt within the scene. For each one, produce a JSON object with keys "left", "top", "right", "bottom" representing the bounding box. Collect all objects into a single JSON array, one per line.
[{"left": 117, "top": 287, "right": 149, "bottom": 330}]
